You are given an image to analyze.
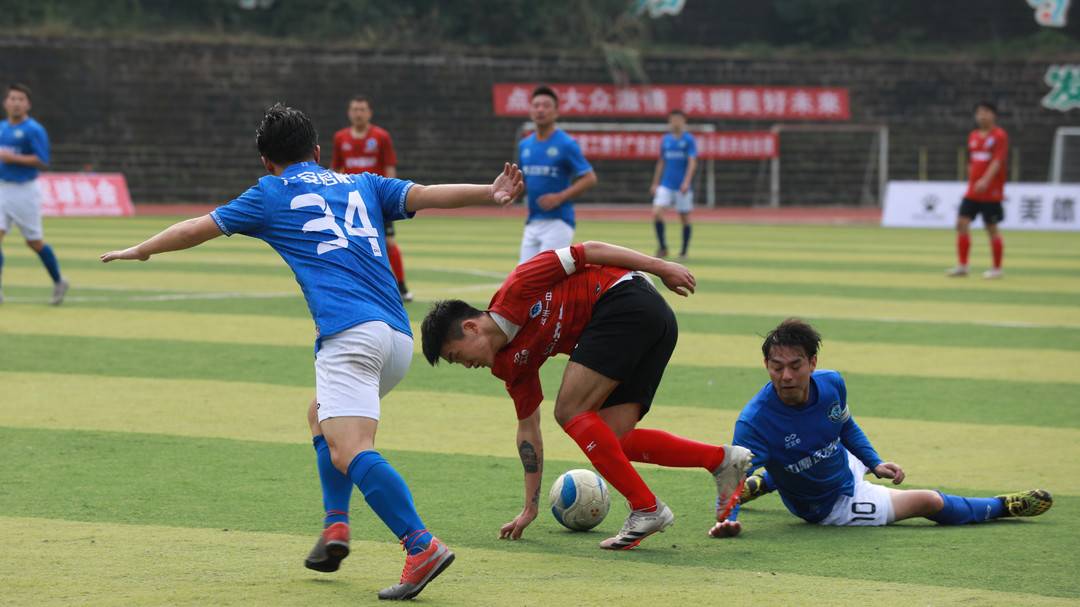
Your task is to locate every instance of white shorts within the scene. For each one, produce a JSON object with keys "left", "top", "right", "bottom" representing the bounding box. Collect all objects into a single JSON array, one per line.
[
  {"left": 652, "top": 185, "right": 693, "bottom": 214},
  {"left": 818, "top": 452, "right": 896, "bottom": 526},
  {"left": 0, "top": 180, "right": 44, "bottom": 240},
  {"left": 314, "top": 321, "right": 413, "bottom": 423},
  {"left": 519, "top": 218, "right": 574, "bottom": 263}
]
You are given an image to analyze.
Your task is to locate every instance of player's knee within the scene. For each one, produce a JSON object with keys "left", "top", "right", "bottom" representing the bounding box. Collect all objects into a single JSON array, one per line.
[
  {"left": 306, "top": 398, "right": 319, "bottom": 428},
  {"left": 553, "top": 403, "right": 586, "bottom": 428},
  {"left": 924, "top": 491, "right": 945, "bottom": 515},
  {"left": 26, "top": 239, "right": 44, "bottom": 251}
]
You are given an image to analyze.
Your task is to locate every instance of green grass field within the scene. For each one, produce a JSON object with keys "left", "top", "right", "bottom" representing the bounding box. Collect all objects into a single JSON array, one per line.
[{"left": 1, "top": 216, "right": 1078, "bottom": 606}]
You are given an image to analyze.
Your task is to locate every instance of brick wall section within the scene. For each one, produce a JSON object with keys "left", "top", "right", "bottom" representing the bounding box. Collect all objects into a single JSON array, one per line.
[{"left": 1, "top": 36, "right": 1076, "bottom": 205}]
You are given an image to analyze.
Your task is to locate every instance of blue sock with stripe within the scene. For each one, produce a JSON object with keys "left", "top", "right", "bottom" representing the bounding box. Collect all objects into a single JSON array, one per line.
[
  {"left": 348, "top": 450, "right": 432, "bottom": 554},
  {"left": 654, "top": 220, "right": 667, "bottom": 250},
  {"left": 928, "top": 492, "right": 1005, "bottom": 525},
  {"left": 36, "top": 244, "right": 62, "bottom": 283},
  {"left": 312, "top": 435, "right": 351, "bottom": 527}
]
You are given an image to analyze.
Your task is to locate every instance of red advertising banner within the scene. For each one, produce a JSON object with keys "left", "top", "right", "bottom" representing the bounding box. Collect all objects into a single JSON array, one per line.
[
  {"left": 39, "top": 173, "right": 134, "bottom": 217},
  {"left": 494, "top": 83, "right": 850, "bottom": 120},
  {"left": 570, "top": 131, "right": 777, "bottom": 160}
]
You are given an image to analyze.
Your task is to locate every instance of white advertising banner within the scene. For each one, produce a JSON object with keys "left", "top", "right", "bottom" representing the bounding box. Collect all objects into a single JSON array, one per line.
[{"left": 882, "top": 181, "right": 1080, "bottom": 231}]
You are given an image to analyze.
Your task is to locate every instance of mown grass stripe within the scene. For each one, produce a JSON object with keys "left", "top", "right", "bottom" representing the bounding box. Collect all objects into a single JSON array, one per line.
[
  {"left": 6, "top": 517, "right": 1075, "bottom": 606},
  {"left": 2, "top": 373, "right": 1075, "bottom": 495},
  {"left": 3, "top": 332, "right": 1077, "bottom": 429}
]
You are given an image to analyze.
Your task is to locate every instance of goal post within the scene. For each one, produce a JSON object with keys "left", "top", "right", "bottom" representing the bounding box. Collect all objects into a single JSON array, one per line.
[
  {"left": 768, "top": 123, "right": 889, "bottom": 207},
  {"left": 1050, "top": 127, "right": 1080, "bottom": 183},
  {"left": 516, "top": 121, "right": 719, "bottom": 207}
]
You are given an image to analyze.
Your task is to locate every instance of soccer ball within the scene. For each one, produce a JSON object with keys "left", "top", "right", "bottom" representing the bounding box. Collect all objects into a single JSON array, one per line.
[{"left": 549, "top": 469, "right": 611, "bottom": 531}]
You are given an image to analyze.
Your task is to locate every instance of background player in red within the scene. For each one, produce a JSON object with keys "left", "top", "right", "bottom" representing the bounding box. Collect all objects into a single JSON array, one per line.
[
  {"left": 331, "top": 94, "right": 412, "bottom": 300},
  {"left": 420, "top": 242, "right": 753, "bottom": 550},
  {"left": 947, "top": 101, "right": 1008, "bottom": 280}
]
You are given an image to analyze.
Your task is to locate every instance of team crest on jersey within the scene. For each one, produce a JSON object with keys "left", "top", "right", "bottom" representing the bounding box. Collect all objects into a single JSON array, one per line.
[
  {"left": 826, "top": 401, "right": 851, "bottom": 424},
  {"left": 522, "top": 148, "right": 531, "bottom": 159},
  {"left": 985, "top": 136, "right": 995, "bottom": 148},
  {"left": 14, "top": 130, "right": 23, "bottom": 139},
  {"left": 365, "top": 138, "right": 378, "bottom": 152},
  {"left": 529, "top": 301, "right": 543, "bottom": 318},
  {"left": 513, "top": 349, "right": 530, "bottom": 366},
  {"left": 547, "top": 146, "right": 559, "bottom": 157}
]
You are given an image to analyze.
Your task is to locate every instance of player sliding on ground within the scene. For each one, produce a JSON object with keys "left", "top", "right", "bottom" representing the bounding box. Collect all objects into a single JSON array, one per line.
[
  {"left": 101, "top": 103, "right": 524, "bottom": 601},
  {"left": 710, "top": 318, "right": 1052, "bottom": 539},
  {"left": 421, "top": 241, "right": 753, "bottom": 550}
]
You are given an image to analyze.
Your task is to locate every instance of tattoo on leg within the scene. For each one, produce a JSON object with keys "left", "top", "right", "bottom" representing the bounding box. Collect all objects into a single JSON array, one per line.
[
  {"left": 531, "top": 485, "right": 540, "bottom": 506},
  {"left": 519, "top": 440, "right": 539, "bottom": 473}
]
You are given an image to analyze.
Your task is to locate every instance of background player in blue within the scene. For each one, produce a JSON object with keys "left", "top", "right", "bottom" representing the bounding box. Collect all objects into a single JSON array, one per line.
[
  {"left": 710, "top": 318, "right": 1052, "bottom": 539},
  {"left": 648, "top": 109, "right": 697, "bottom": 260},
  {"left": 517, "top": 85, "right": 597, "bottom": 263},
  {"left": 0, "top": 83, "right": 68, "bottom": 305},
  {"left": 100, "top": 104, "right": 524, "bottom": 601}
]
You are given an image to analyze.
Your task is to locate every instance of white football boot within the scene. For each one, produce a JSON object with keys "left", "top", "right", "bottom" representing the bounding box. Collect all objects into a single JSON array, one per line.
[
  {"left": 599, "top": 499, "right": 674, "bottom": 550},
  {"left": 713, "top": 445, "right": 754, "bottom": 521}
]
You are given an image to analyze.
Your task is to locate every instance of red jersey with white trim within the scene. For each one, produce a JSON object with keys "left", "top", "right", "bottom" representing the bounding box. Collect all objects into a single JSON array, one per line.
[
  {"left": 331, "top": 125, "right": 397, "bottom": 176},
  {"left": 965, "top": 126, "right": 1008, "bottom": 202},
  {"left": 488, "top": 244, "right": 631, "bottom": 420}
]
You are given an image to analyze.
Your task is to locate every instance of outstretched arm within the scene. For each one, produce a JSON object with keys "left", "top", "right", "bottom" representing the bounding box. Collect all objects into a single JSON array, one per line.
[
  {"left": 406, "top": 162, "right": 523, "bottom": 213},
  {"left": 100, "top": 215, "right": 222, "bottom": 262},
  {"left": 500, "top": 408, "right": 544, "bottom": 540},
  {"left": 580, "top": 240, "right": 696, "bottom": 296}
]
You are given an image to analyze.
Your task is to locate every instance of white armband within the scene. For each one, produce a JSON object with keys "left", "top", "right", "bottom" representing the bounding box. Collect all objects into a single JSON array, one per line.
[{"left": 554, "top": 247, "right": 576, "bottom": 275}]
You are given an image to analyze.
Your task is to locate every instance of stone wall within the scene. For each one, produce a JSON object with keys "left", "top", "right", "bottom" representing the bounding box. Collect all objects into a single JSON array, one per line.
[{"left": 2, "top": 36, "right": 1077, "bottom": 205}]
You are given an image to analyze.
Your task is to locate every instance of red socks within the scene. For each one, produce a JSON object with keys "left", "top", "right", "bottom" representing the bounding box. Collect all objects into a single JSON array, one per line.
[
  {"left": 387, "top": 242, "right": 406, "bottom": 285},
  {"left": 991, "top": 236, "right": 1004, "bottom": 269},
  {"left": 619, "top": 428, "right": 726, "bottom": 471},
  {"left": 957, "top": 233, "right": 971, "bottom": 266},
  {"left": 563, "top": 412, "right": 656, "bottom": 511}
]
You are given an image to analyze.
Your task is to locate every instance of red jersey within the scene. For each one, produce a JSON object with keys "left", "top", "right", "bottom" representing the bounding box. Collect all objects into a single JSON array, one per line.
[
  {"left": 965, "top": 126, "right": 1008, "bottom": 202},
  {"left": 331, "top": 125, "right": 397, "bottom": 176},
  {"left": 488, "top": 244, "right": 633, "bottom": 420}
]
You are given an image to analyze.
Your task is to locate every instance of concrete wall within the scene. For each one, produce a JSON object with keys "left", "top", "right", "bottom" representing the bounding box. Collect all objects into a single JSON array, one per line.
[{"left": 2, "top": 35, "right": 1076, "bottom": 205}]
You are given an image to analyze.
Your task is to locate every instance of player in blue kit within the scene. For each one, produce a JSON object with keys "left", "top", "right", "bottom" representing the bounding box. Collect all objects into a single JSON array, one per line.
[
  {"left": 649, "top": 109, "right": 697, "bottom": 260},
  {"left": 101, "top": 104, "right": 524, "bottom": 601},
  {"left": 0, "top": 83, "right": 68, "bottom": 305},
  {"left": 517, "top": 85, "right": 597, "bottom": 263},
  {"left": 709, "top": 318, "right": 1052, "bottom": 539}
]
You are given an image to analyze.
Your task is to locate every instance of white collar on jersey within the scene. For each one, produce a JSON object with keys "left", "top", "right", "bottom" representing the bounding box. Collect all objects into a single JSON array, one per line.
[{"left": 490, "top": 312, "right": 520, "bottom": 342}]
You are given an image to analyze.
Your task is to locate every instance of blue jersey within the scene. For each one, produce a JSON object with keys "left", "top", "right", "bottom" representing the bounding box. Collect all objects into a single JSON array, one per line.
[
  {"left": 210, "top": 161, "right": 414, "bottom": 347},
  {"left": 658, "top": 132, "right": 696, "bottom": 190},
  {"left": 0, "top": 117, "right": 50, "bottom": 183},
  {"left": 518, "top": 129, "right": 592, "bottom": 227},
  {"left": 731, "top": 370, "right": 883, "bottom": 523}
]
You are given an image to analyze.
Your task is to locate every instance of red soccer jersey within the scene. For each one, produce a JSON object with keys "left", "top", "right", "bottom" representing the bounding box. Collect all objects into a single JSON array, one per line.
[
  {"left": 331, "top": 125, "right": 397, "bottom": 176},
  {"left": 488, "top": 244, "right": 633, "bottom": 420},
  {"left": 965, "top": 126, "right": 1008, "bottom": 202}
]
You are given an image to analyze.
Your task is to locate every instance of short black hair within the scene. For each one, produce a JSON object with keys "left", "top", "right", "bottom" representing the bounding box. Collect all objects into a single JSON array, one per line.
[
  {"left": 255, "top": 103, "right": 318, "bottom": 165},
  {"left": 7, "top": 83, "right": 31, "bottom": 101},
  {"left": 421, "top": 299, "right": 485, "bottom": 366},
  {"left": 350, "top": 94, "right": 370, "bottom": 107},
  {"left": 974, "top": 101, "right": 997, "bottom": 114},
  {"left": 669, "top": 108, "right": 686, "bottom": 118},
  {"left": 762, "top": 318, "right": 822, "bottom": 360},
  {"left": 532, "top": 85, "right": 558, "bottom": 106}
]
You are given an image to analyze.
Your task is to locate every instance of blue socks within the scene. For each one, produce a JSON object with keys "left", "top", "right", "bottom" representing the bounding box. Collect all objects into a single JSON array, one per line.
[
  {"left": 313, "top": 435, "right": 351, "bottom": 527},
  {"left": 654, "top": 220, "right": 667, "bottom": 250},
  {"left": 681, "top": 224, "right": 692, "bottom": 256},
  {"left": 36, "top": 244, "right": 62, "bottom": 283},
  {"left": 348, "top": 450, "right": 431, "bottom": 554},
  {"left": 928, "top": 492, "right": 1005, "bottom": 525}
]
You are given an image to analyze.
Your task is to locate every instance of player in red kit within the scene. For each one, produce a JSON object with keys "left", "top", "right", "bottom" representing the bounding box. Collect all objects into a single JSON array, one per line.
[
  {"left": 947, "top": 102, "right": 1008, "bottom": 279},
  {"left": 420, "top": 242, "right": 753, "bottom": 550},
  {"left": 331, "top": 95, "right": 412, "bottom": 300}
]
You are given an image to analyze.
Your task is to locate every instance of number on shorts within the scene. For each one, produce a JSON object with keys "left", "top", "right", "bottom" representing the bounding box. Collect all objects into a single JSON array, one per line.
[
  {"left": 290, "top": 191, "right": 382, "bottom": 256},
  {"left": 850, "top": 501, "right": 876, "bottom": 522}
]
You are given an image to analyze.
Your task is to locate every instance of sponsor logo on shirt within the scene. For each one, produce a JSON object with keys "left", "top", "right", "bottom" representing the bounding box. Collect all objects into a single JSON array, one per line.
[
  {"left": 784, "top": 433, "right": 801, "bottom": 449},
  {"left": 521, "top": 165, "right": 561, "bottom": 177},
  {"left": 971, "top": 151, "right": 992, "bottom": 162},
  {"left": 826, "top": 401, "right": 850, "bottom": 423},
  {"left": 345, "top": 157, "right": 378, "bottom": 168},
  {"left": 342, "top": 142, "right": 352, "bottom": 152},
  {"left": 784, "top": 438, "right": 841, "bottom": 474},
  {"left": 513, "top": 349, "right": 530, "bottom": 366}
]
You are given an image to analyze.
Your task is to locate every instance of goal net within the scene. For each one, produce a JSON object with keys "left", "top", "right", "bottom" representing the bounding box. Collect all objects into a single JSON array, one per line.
[
  {"left": 762, "top": 124, "right": 889, "bottom": 207},
  {"left": 1051, "top": 127, "right": 1080, "bottom": 183}
]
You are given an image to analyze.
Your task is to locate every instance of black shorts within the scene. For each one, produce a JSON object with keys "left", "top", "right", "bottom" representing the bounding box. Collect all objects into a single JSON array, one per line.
[
  {"left": 385, "top": 221, "right": 396, "bottom": 237},
  {"left": 569, "top": 275, "right": 677, "bottom": 420},
  {"left": 959, "top": 198, "right": 1004, "bottom": 225}
]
